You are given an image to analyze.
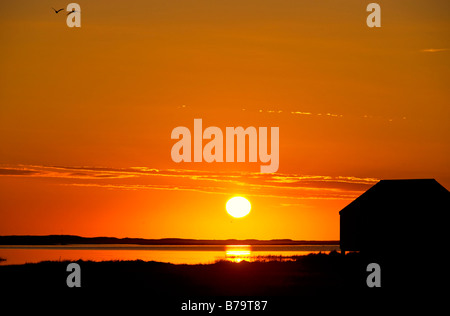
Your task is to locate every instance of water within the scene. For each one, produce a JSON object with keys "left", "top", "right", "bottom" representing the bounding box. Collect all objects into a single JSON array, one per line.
[{"left": 0, "top": 244, "right": 340, "bottom": 265}]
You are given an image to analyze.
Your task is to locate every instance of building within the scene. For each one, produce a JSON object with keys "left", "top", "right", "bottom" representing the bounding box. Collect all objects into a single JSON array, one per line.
[{"left": 340, "top": 179, "right": 449, "bottom": 256}]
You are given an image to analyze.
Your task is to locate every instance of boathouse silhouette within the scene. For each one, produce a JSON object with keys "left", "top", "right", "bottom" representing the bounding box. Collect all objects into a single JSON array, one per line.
[
  {"left": 340, "top": 179, "right": 449, "bottom": 255},
  {"left": 339, "top": 179, "right": 449, "bottom": 288}
]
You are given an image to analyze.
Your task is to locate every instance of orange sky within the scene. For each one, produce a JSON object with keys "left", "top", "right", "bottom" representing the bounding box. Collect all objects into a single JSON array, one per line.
[{"left": 0, "top": 0, "right": 449, "bottom": 240}]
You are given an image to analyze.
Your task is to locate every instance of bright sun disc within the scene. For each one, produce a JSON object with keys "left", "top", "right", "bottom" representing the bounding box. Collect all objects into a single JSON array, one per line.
[{"left": 226, "top": 197, "right": 251, "bottom": 218}]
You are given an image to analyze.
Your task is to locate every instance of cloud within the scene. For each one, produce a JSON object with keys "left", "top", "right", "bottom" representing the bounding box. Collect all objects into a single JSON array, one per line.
[
  {"left": 254, "top": 109, "right": 345, "bottom": 118},
  {"left": 63, "top": 183, "right": 358, "bottom": 200},
  {"left": 0, "top": 168, "right": 40, "bottom": 176},
  {"left": 0, "top": 164, "right": 378, "bottom": 201},
  {"left": 291, "top": 111, "right": 312, "bottom": 115},
  {"left": 254, "top": 108, "right": 409, "bottom": 123},
  {"left": 421, "top": 48, "right": 449, "bottom": 53}
]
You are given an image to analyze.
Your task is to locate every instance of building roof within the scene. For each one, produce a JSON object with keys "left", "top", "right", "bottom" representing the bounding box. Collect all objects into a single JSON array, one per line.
[{"left": 339, "top": 179, "right": 449, "bottom": 216}]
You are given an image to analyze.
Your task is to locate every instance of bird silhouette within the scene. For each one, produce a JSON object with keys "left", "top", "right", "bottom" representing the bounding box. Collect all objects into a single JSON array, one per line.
[
  {"left": 67, "top": 9, "right": 76, "bottom": 16},
  {"left": 52, "top": 7, "right": 64, "bottom": 14}
]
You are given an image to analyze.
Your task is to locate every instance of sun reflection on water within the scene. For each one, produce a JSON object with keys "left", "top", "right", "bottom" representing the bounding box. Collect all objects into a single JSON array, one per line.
[{"left": 225, "top": 245, "right": 251, "bottom": 263}]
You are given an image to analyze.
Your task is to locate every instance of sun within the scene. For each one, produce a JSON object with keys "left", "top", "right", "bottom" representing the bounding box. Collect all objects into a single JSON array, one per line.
[{"left": 226, "top": 196, "right": 251, "bottom": 218}]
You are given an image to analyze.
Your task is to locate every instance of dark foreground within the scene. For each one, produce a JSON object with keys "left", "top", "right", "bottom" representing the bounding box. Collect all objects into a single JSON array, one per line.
[
  {"left": 0, "top": 252, "right": 397, "bottom": 293},
  {"left": 0, "top": 251, "right": 437, "bottom": 312}
]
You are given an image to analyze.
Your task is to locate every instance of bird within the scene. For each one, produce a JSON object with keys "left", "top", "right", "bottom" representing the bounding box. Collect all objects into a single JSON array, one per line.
[
  {"left": 67, "top": 9, "right": 76, "bottom": 16},
  {"left": 52, "top": 7, "right": 64, "bottom": 14}
]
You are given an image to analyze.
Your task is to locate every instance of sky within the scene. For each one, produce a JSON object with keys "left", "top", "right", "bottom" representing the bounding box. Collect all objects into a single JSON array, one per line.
[{"left": 0, "top": 0, "right": 449, "bottom": 240}]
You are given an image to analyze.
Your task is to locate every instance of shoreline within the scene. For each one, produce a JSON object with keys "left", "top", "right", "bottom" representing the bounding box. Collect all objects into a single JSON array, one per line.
[
  {"left": 0, "top": 246, "right": 342, "bottom": 266},
  {"left": 0, "top": 235, "right": 339, "bottom": 246}
]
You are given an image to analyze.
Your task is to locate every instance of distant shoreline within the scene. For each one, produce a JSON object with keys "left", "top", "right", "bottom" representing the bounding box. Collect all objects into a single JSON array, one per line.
[{"left": 0, "top": 235, "right": 339, "bottom": 246}]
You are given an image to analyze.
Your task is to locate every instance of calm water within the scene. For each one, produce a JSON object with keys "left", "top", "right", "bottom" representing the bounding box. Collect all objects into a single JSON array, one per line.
[{"left": 0, "top": 244, "right": 340, "bottom": 265}]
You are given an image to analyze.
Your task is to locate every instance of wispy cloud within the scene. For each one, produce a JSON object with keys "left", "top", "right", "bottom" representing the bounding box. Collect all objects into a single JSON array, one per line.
[
  {"left": 0, "top": 168, "right": 40, "bottom": 176},
  {"left": 0, "top": 164, "right": 378, "bottom": 200},
  {"left": 291, "top": 111, "right": 312, "bottom": 116},
  {"left": 261, "top": 109, "right": 344, "bottom": 118},
  {"left": 421, "top": 48, "right": 449, "bottom": 53},
  {"left": 253, "top": 107, "right": 412, "bottom": 123}
]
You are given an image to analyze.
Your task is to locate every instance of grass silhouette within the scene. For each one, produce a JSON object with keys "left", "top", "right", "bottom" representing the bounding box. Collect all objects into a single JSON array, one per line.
[{"left": 0, "top": 251, "right": 369, "bottom": 295}]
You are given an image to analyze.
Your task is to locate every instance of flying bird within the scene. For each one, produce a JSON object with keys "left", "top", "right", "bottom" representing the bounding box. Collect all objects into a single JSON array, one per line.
[
  {"left": 67, "top": 9, "right": 76, "bottom": 16},
  {"left": 52, "top": 7, "right": 64, "bottom": 14}
]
